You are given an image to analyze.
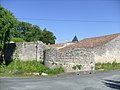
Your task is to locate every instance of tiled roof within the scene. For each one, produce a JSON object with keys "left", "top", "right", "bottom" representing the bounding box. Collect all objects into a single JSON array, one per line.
[
  {"left": 60, "top": 33, "right": 120, "bottom": 51},
  {"left": 50, "top": 43, "right": 65, "bottom": 47}
]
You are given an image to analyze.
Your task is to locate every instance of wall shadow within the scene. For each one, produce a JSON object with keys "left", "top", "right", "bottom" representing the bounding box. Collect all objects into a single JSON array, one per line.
[
  {"left": 43, "top": 50, "right": 46, "bottom": 65},
  {"left": 103, "top": 79, "right": 120, "bottom": 89},
  {"left": 4, "top": 43, "right": 16, "bottom": 65}
]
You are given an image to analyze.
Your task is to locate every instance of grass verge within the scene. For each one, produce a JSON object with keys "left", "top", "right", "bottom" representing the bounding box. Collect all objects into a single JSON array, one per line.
[
  {"left": 0, "top": 60, "right": 64, "bottom": 77},
  {"left": 95, "top": 62, "right": 120, "bottom": 71}
]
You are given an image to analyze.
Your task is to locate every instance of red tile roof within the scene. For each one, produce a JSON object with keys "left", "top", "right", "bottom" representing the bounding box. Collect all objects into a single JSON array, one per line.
[
  {"left": 60, "top": 33, "right": 120, "bottom": 51},
  {"left": 50, "top": 43, "right": 65, "bottom": 47}
]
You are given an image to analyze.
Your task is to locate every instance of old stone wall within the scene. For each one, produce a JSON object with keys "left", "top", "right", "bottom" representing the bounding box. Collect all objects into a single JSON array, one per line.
[
  {"left": 4, "top": 35, "right": 120, "bottom": 72},
  {"left": 4, "top": 41, "right": 49, "bottom": 61},
  {"left": 44, "top": 48, "right": 95, "bottom": 72},
  {"left": 44, "top": 35, "right": 120, "bottom": 72},
  {"left": 93, "top": 35, "right": 120, "bottom": 63}
]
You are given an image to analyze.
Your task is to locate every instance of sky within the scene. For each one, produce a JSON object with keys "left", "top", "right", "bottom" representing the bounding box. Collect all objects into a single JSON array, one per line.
[{"left": 1, "top": 0, "right": 120, "bottom": 43}]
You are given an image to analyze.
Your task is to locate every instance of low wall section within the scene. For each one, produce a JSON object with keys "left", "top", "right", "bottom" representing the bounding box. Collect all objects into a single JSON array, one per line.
[
  {"left": 44, "top": 48, "right": 95, "bottom": 72},
  {"left": 4, "top": 41, "right": 49, "bottom": 62}
]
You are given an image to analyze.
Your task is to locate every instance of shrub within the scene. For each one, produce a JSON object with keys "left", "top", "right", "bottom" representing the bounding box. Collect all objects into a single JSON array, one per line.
[
  {"left": 72, "top": 66, "right": 76, "bottom": 70},
  {"left": 11, "top": 38, "right": 25, "bottom": 42},
  {"left": 72, "top": 64, "right": 82, "bottom": 70},
  {"left": 76, "top": 64, "right": 82, "bottom": 70}
]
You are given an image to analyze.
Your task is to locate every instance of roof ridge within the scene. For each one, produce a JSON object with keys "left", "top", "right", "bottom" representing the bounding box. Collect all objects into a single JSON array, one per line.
[
  {"left": 81, "top": 33, "right": 120, "bottom": 41},
  {"left": 60, "top": 33, "right": 120, "bottom": 51}
]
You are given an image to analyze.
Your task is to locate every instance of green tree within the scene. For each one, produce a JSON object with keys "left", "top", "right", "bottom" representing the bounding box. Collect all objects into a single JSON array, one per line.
[
  {"left": 16, "top": 22, "right": 56, "bottom": 44},
  {"left": 0, "top": 6, "right": 17, "bottom": 63},
  {"left": 42, "top": 28, "right": 56, "bottom": 44},
  {"left": 25, "top": 25, "right": 42, "bottom": 42},
  {"left": 17, "top": 22, "right": 43, "bottom": 42},
  {"left": 16, "top": 21, "right": 32, "bottom": 39}
]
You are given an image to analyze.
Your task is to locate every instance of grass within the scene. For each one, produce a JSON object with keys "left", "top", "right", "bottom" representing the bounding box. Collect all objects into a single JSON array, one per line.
[
  {"left": 95, "top": 61, "right": 120, "bottom": 71},
  {"left": 1, "top": 60, "right": 120, "bottom": 77},
  {"left": 0, "top": 60, "right": 64, "bottom": 77}
]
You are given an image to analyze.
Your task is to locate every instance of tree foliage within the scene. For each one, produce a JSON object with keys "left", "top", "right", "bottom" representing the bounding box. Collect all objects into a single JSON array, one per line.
[
  {"left": 11, "top": 38, "right": 25, "bottom": 42},
  {"left": 42, "top": 28, "right": 56, "bottom": 44},
  {"left": 16, "top": 22, "right": 56, "bottom": 44},
  {"left": 0, "top": 5, "right": 56, "bottom": 48},
  {"left": 0, "top": 6, "right": 18, "bottom": 63},
  {"left": 16, "top": 22, "right": 41, "bottom": 42},
  {"left": 0, "top": 6, "right": 17, "bottom": 50}
]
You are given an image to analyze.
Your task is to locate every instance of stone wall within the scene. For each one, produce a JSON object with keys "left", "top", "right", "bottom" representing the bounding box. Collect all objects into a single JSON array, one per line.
[
  {"left": 44, "top": 35, "right": 120, "bottom": 72},
  {"left": 93, "top": 35, "right": 120, "bottom": 63},
  {"left": 4, "top": 41, "right": 49, "bottom": 62},
  {"left": 44, "top": 48, "right": 95, "bottom": 72},
  {"left": 4, "top": 35, "right": 120, "bottom": 72}
]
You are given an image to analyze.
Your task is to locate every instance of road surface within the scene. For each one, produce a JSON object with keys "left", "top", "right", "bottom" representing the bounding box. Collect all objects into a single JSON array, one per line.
[{"left": 0, "top": 70, "right": 120, "bottom": 90}]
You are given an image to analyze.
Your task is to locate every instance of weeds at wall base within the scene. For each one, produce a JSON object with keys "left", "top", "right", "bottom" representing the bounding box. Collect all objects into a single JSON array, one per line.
[
  {"left": 0, "top": 60, "right": 64, "bottom": 77},
  {"left": 95, "top": 62, "right": 120, "bottom": 71}
]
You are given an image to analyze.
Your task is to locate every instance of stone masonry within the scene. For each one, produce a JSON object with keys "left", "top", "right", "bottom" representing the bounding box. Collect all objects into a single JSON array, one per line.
[
  {"left": 4, "top": 41, "right": 49, "bottom": 62},
  {"left": 44, "top": 48, "right": 95, "bottom": 72},
  {"left": 4, "top": 33, "right": 120, "bottom": 72},
  {"left": 93, "top": 35, "right": 120, "bottom": 63}
]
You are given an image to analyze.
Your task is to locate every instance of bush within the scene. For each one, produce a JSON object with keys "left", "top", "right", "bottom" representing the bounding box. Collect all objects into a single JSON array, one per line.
[
  {"left": 72, "top": 66, "right": 76, "bottom": 70},
  {"left": 11, "top": 38, "right": 25, "bottom": 42},
  {"left": 76, "top": 64, "right": 82, "bottom": 70},
  {"left": 72, "top": 64, "right": 82, "bottom": 70}
]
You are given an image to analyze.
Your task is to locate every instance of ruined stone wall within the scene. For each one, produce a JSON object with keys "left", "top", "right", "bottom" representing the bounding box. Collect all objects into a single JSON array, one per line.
[
  {"left": 44, "top": 35, "right": 120, "bottom": 72},
  {"left": 44, "top": 48, "right": 95, "bottom": 72},
  {"left": 4, "top": 35, "right": 120, "bottom": 72},
  {"left": 93, "top": 35, "right": 120, "bottom": 63},
  {"left": 5, "top": 41, "right": 49, "bottom": 61}
]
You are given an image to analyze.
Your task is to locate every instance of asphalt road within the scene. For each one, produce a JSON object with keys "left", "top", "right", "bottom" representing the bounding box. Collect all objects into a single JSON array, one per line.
[{"left": 0, "top": 70, "right": 120, "bottom": 90}]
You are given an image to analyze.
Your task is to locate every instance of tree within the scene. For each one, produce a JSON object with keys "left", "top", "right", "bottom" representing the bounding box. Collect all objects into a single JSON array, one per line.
[
  {"left": 16, "top": 22, "right": 56, "bottom": 44},
  {"left": 16, "top": 21, "right": 32, "bottom": 39},
  {"left": 25, "top": 25, "right": 42, "bottom": 42},
  {"left": 42, "top": 28, "right": 56, "bottom": 44},
  {"left": 17, "top": 22, "right": 43, "bottom": 42},
  {"left": 31, "top": 25, "right": 42, "bottom": 41},
  {"left": 0, "top": 6, "right": 17, "bottom": 63}
]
